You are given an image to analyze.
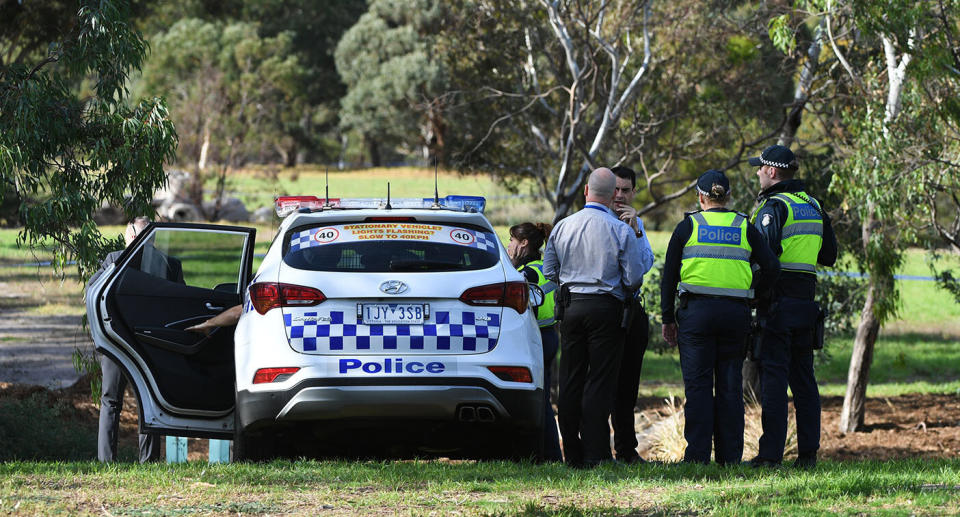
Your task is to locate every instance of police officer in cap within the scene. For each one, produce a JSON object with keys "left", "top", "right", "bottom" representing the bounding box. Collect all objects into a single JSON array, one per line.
[
  {"left": 661, "top": 169, "right": 779, "bottom": 465},
  {"left": 747, "top": 145, "right": 838, "bottom": 469}
]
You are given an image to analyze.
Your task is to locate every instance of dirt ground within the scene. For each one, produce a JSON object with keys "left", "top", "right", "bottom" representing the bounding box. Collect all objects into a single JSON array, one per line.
[{"left": 2, "top": 378, "right": 959, "bottom": 462}]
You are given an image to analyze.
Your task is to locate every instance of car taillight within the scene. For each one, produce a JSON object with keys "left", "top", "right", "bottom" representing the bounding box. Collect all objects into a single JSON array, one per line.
[
  {"left": 487, "top": 366, "right": 533, "bottom": 383},
  {"left": 253, "top": 367, "right": 300, "bottom": 384},
  {"left": 249, "top": 282, "right": 326, "bottom": 315},
  {"left": 459, "top": 281, "right": 528, "bottom": 314}
]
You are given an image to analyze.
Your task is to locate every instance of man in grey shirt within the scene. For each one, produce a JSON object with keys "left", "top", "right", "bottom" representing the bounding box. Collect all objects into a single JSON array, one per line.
[{"left": 543, "top": 168, "right": 652, "bottom": 467}]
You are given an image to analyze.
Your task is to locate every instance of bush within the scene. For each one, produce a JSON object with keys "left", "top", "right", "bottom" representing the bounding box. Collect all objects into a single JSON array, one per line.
[{"left": 0, "top": 393, "right": 97, "bottom": 461}]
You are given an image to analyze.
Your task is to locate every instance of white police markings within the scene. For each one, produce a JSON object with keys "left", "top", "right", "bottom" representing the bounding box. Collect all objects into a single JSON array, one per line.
[
  {"left": 339, "top": 357, "right": 446, "bottom": 374},
  {"left": 698, "top": 225, "right": 741, "bottom": 245}
]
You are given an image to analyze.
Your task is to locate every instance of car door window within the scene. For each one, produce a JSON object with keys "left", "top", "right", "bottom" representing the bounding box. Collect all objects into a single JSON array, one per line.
[{"left": 134, "top": 228, "right": 248, "bottom": 293}]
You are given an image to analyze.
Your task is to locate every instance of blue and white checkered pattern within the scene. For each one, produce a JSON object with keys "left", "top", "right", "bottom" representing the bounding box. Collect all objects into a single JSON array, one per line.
[
  {"left": 283, "top": 310, "right": 501, "bottom": 353},
  {"left": 289, "top": 229, "right": 320, "bottom": 251},
  {"left": 470, "top": 231, "right": 499, "bottom": 252}
]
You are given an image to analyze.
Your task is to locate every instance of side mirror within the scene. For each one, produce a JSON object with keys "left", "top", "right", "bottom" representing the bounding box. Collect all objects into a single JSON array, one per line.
[{"left": 528, "top": 283, "right": 545, "bottom": 309}]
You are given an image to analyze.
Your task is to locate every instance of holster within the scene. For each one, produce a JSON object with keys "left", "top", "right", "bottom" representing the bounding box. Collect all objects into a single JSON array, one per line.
[
  {"left": 554, "top": 284, "right": 570, "bottom": 322},
  {"left": 813, "top": 302, "right": 826, "bottom": 350}
]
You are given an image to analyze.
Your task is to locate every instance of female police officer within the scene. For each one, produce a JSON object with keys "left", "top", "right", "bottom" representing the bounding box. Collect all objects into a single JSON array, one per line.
[
  {"left": 660, "top": 170, "right": 780, "bottom": 465},
  {"left": 507, "top": 221, "right": 563, "bottom": 462}
]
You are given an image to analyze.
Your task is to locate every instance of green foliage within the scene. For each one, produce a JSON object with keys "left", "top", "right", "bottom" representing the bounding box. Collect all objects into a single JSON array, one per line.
[
  {"left": 72, "top": 347, "right": 102, "bottom": 403},
  {"left": 0, "top": 394, "right": 96, "bottom": 461},
  {"left": 768, "top": 14, "right": 796, "bottom": 54},
  {"left": 726, "top": 35, "right": 761, "bottom": 65},
  {"left": 335, "top": 0, "right": 448, "bottom": 164},
  {"left": 136, "top": 18, "right": 303, "bottom": 170},
  {"left": 0, "top": 0, "right": 178, "bottom": 279}
]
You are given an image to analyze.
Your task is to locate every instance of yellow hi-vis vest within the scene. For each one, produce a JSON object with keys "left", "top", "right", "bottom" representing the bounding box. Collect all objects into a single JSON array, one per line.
[
  {"left": 751, "top": 191, "right": 823, "bottom": 275},
  {"left": 679, "top": 211, "right": 754, "bottom": 299},
  {"left": 520, "top": 260, "right": 557, "bottom": 327}
]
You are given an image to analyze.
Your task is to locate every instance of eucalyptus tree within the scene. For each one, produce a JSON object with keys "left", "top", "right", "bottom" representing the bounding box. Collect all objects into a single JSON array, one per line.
[
  {"left": 334, "top": 0, "right": 448, "bottom": 166},
  {"left": 0, "top": 0, "right": 177, "bottom": 277}
]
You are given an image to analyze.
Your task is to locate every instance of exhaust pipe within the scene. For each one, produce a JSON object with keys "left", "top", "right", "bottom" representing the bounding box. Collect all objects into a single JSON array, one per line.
[
  {"left": 476, "top": 406, "right": 496, "bottom": 423},
  {"left": 458, "top": 406, "right": 477, "bottom": 422}
]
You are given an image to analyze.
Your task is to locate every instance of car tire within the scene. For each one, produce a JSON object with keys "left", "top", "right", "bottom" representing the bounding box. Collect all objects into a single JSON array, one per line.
[
  {"left": 231, "top": 404, "right": 274, "bottom": 462},
  {"left": 478, "top": 428, "right": 544, "bottom": 462}
]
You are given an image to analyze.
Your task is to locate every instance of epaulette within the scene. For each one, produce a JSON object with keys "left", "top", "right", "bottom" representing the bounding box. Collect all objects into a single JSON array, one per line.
[
  {"left": 734, "top": 210, "right": 749, "bottom": 218},
  {"left": 683, "top": 209, "right": 703, "bottom": 217}
]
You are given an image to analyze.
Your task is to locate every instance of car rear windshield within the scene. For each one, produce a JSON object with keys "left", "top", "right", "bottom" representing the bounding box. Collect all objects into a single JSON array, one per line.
[{"left": 283, "top": 222, "right": 501, "bottom": 272}]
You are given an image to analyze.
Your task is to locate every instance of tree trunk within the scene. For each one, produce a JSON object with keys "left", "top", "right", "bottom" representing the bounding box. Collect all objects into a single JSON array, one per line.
[
  {"left": 840, "top": 210, "right": 882, "bottom": 433},
  {"left": 778, "top": 19, "right": 824, "bottom": 147},
  {"left": 366, "top": 136, "right": 382, "bottom": 167},
  {"left": 840, "top": 279, "right": 880, "bottom": 432}
]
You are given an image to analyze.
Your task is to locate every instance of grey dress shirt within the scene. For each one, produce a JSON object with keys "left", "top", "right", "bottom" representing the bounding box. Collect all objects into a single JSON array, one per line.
[{"left": 543, "top": 202, "right": 654, "bottom": 301}]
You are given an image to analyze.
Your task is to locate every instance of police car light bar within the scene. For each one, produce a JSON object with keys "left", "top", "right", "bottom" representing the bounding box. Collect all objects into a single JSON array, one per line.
[{"left": 275, "top": 195, "right": 485, "bottom": 217}]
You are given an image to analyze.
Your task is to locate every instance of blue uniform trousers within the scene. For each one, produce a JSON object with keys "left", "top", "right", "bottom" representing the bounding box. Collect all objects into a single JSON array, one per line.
[
  {"left": 676, "top": 297, "right": 749, "bottom": 464},
  {"left": 757, "top": 296, "right": 821, "bottom": 462}
]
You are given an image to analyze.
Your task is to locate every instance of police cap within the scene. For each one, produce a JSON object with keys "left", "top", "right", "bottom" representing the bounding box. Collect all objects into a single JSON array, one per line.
[
  {"left": 748, "top": 145, "right": 798, "bottom": 170},
  {"left": 696, "top": 169, "right": 730, "bottom": 198}
]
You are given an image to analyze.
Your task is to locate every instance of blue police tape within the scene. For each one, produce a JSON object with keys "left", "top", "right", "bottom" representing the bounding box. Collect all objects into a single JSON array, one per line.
[{"left": 339, "top": 358, "right": 445, "bottom": 374}]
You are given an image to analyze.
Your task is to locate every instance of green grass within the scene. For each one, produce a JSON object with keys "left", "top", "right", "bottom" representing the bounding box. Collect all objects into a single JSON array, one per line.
[{"left": 0, "top": 459, "right": 958, "bottom": 515}]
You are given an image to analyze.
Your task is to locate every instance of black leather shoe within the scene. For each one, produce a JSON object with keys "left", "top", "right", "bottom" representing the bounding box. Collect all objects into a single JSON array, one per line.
[
  {"left": 747, "top": 456, "right": 781, "bottom": 468},
  {"left": 792, "top": 453, "right": 817, "bottom": 469},
  {"left": 620, "top": 454, "right": 648, "bottom": 465}
]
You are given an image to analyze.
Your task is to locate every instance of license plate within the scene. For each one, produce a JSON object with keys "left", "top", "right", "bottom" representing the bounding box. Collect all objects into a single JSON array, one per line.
[{"left": 360, "top": 303, "right": 427, "bottom": 324}]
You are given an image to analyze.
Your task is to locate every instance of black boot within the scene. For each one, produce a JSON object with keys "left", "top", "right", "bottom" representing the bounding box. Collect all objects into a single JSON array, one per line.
[{"left": 792, "top": 451, "right": 817, "bottom": 469}]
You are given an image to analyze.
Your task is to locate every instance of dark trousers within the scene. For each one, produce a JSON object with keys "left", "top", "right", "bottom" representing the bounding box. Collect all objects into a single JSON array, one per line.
[
  {"left": 676, "top": 297, "right": 749, "bottom": 464},
  {"left": 98, "top": 354, "right": 161, "bottom": 463},
  {"left": 757, "top": 297, "right": 822, "bottom": 462},
  {"left": 557, "top": 295, "right": 625, "bottom": 465},
  {"left": 540, "top": 326, "right": 563, "bottom": 461},
  {"left": 611, "top": 299, "right": 649, "bottom": 460}
]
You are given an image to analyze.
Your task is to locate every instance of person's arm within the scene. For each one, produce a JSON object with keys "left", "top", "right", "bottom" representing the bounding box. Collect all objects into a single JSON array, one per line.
[
  {"left": 542, "top": 230, "right": 560, "bottom": 283},
  {"left": 659, "top": 218, "right": 690, "bottom": 325},
  {"left": 818, "top": 210, "right": 839, "bottom": 267},
  {"left": 753, "top": 199, "right": 786, "bottom": 255},
  {"left": 88, "top": 251, "right": 120, "bottom": 286},
  {"left": 619, "top": 222, "right": 649, "bottom": 291},
  {"left": 636, "top": 218, "right": 655, "bottom": 275},
  {"left": 747, "top": 225, "right": 780, "bottom": 297},
  {"left": 185, "top": 305, "right": 243, "bottom": 336}
]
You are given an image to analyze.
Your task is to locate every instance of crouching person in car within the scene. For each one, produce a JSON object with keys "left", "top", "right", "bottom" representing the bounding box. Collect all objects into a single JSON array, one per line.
[{"left": 507, "top": 221, "right": 564, "bottom": 462}]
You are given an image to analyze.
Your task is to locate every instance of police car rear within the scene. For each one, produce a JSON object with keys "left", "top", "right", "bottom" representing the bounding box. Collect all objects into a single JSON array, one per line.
[{"left": 233, "top": 196, "right": 545, "bottom": 459}]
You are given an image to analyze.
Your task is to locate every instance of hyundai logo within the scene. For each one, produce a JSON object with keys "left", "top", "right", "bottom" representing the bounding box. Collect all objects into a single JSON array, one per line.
[{"left": 379, "top": 280, "right": 409, "bottom": 295}]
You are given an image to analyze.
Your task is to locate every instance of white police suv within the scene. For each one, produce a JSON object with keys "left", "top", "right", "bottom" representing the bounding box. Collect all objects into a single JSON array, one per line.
[{"left": 85, "top": 195, "right": 545, "bottom": 460}]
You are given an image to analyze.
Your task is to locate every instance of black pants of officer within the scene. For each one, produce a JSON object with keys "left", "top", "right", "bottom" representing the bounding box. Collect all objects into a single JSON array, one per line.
[
  {"left": 611, "top": 299, "right": 649, "bottom": 461},
  {"left": 98, "top": 354, "right": 161, "bottom": 463},
  {"left": 540, "top": 326, "right": 564, "bottom": 462},
  {"left": 676, "top": 296, "right": 750, "bottom": 464},
  {"left": 558, "top": 294, "right": 625, "bottom": 466},
  {"left": 757, "top": 296, "right": 821, "bottom": 462}
]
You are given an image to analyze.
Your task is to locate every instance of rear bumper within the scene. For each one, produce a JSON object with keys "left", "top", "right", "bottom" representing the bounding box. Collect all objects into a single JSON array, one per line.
[{"left": 237, "top": 377, "right": 543, "bottom": 433}]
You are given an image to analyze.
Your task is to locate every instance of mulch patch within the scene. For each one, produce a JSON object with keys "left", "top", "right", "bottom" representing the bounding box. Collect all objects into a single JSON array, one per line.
[{"left": 636, "top": 393, "right": 960, "bottom": 461}]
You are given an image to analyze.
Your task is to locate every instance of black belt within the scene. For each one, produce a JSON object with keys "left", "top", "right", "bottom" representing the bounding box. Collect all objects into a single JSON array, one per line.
[
  {"left": 569, "top": 293, "right": 622, "bottom": 303},
  {"left": 682, "top": 293, "right": 749, "bottom": 304}
]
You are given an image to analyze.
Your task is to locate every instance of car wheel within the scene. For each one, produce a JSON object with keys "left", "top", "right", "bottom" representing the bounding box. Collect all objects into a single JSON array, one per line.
[
  {"left": 231, "top": 406, "right": 274, "bottom": 462},
  {"left": 478, "top": 428, "right": 544, "bottom": 462}
]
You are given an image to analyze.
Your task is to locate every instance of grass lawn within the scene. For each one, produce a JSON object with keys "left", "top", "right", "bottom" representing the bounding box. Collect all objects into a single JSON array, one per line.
[{"left": 1, "top": 459, "right": 959, "bottom": 515}]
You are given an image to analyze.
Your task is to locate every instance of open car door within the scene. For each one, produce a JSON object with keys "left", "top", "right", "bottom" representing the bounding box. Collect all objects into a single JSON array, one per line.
[{"left": 85, "top": 223, "right": 256, "bottom": 439}]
